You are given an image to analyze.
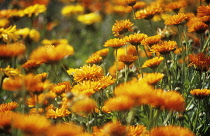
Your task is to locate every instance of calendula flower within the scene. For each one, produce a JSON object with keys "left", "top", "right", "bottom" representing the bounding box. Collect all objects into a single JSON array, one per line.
[
  {"left": 124, "top": 33, "right": 148, "bottom": 46},
  {"left": 142, "top": 56, "right": 164, "bottom": 69},
  {"left": 100, "top": 121, "right": 126, "bottom": 136},
  {"left": 118, "top": 54, "right": 138, "bottom": 66},
  {"left": 0, "top": 25, "right": 19, "bottom": 43},
  {"left": 0, "top": 18, "right": 9, "bottom": 28},
  {"left": 164, "top": 0, "right": 187, "bottom": 13},
  {"left": 27, "top": 93, "right": 56, "bottom": 107},
  {"left": 197, "top": 4, "right": 210, "bottom": 17},
  {"left": 0, "top": 102, "right": 18, "bottom": 112},
  {"left": 73, "top": 64, "right": 104, "bottom": 82},
  {"left": 2, "top": 76, "right": 23, "bottom": 91},
  {"left": 139, "top": 73, "right": 164, "bottom": 85},
  {"left": 150, "top": 125, "right": 195, "bottom": 136},
  {"left": 135, "top": 5, "right": 163, "bottom": 20},
  {"left": 0, "top": 65, "right": 21, "bottom": 77},
  {"left": 21, "top": 59, "right": 43, "bottom": 70},
  {"left": 141, "top": 35, "right": 162, "bottom": 47},
  {"left": 188, "top": 21, "right": 208, "bottom": 33},
  {"left": 150, "top": 41, "right": 177, "bottom": 55},
  {"left": 126, "top": 125, "right": 146, "bottom": 136},
  {"left": 188, "top": 53, "right": 210, "bottom": 71},
  {"left": 112, "top": 19, "right": 134, "bottom": 36},
  {"left": 133, "top": 1, "right": 146, "bottom": 11},
  {"left": 199, "top": 15, "right": 210, "bottom": 25},
  {"left": 12, "top": 113, "right": 51, "bottom": 135},
  {"left": 61, "top": 4, "right": 84, "bottom": 16},
  {"left": 46, "top": 106, "right": 71, "bottom": 119},
  {"left": 29, "top": 108, "right": 44, "bottom": 114},
  {"left": 125, "top": 0, "right": 137, "bottom": 6},
  {"left": 0, "top": 111, "right": 14, "bottom": 129},
  {"left": 77, "top": 12, "right": 102, "bottom": 25},
  {"left": 103, "top": 38, "right": 126, "bottom": 49},
  {"left": 108, "top": 61, "right": 126, "bottom": 77},
  {"left": 117, "top": 44, "right": 138, "bottom": 58},
  {"left": 30, "top": 44, "right": 74, "bottom": 64},
  {"left": 112, "top": 5, "right": 132, "bottom": 14},
  {"left": 42, "top": 39, "right": 68, "bottom": 46},
  {"left": 94, "top": 48, "right": 109, "bottom": 58},
  {"left": 50, "top": 81, "right": 71, "bottom": 95},
  {"left": 23, "top": 4, "right": 46, "bottom": 17},
  {"left": 29, "top": 29, "right": 40, "bottom": 42},
  {"left": 86, "top": 54, "right": 103, "bottom": 64},
  {"left": 190, "top": 89, "right": 210, "bottom": 99},
  {"left": 164, "top": 13, "right": 187, "bottom": 26},
  {"left": 71, "top": 97, "right": 97, "bottom": 113}
]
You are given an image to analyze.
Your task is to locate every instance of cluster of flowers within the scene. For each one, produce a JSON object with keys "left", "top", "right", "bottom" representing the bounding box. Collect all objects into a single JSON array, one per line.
[{"left": 0, "top": 0, "right": 210, "bottom": 136}]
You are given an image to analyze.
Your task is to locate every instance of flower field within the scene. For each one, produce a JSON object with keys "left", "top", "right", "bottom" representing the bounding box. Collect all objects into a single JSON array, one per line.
[{"left": 0, "top": 0, "right": 210, "bottom": 135}]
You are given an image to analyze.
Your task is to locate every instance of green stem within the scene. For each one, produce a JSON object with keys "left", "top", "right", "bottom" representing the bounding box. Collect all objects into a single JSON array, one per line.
[
  {"left": 202, "top": 35, "right": 210, "bottom": 53},
  {"left": 135, "top": 46, "right": 142, "bottom": 75}
]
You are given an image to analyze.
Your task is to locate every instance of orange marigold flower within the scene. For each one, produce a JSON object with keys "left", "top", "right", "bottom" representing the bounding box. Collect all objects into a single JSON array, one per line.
[
  {"left": 190, "top": 89, "right": 210, "bottom": 99},
  {"left": 197, "top": 4, "right": 210, "bottom": 17},
  {"left": 125, "top": 0, "right": 137, "bottom": 6},
  {"left": 30, "top": 44, "right": 74, "bottom": 64},
  {"left": 23, "top": 4, "right": 46, "bottom": 17},
  {"left": 0, "top": 65, "right": 21, "bottom": 77},
  {"left": 71, "top": 97, "right": 97, "bottom": 113},
  {"left": 164, "top": 13, "right": 187, "bottom": 26},
  {"left": 199, "top": 15, "right": 210, "bottom": 24},
  {"left": 12, "top": 113, "right": 51, "bottom": 135},
  {"left": 141, "top": 35, "right": 162, "bottom": 47},
  {"left": 133, "top": 1, "right": 146, "bottom": 11},
  {"left": 142, "top": 56, "right": 164, "bottom": 69},
  {"left": 124, "top": 33, "right": 148, "bottom": 46},
  {"left": 2, "top": 76, "right": 23, "bottom": 91},
  {"left": 108, "top": 61, "right": 126, "bottom": 77},
  {"left": 150, "top": 41, "right": 177, "bottom": 55},
  {"left": 103, "top": 38, "right": 126, "bottom": 49},
  {"left": 135, "top": 5, "right": 163, "bottom": 20},
  {"left": 164, "top": 0, "right": 187, "bottom": 13},
  {"left": 0, "top": 111, "right": 14, "bottom": 129},
  {"left": 118, "top": 54, "right": 138, "bottom": 66},
  {"left": 0, "top": 42, "right": 25, "bottom": 59},
  {"left": 94, "top": 48, "right": 109, "bottom": 58},
  {"left": 50, "top": 81, "right": 71, "bottom": 95},
  {"left": 188, "top": 21, "right": 208, "bottom": 33},
  {"left": 21, "top": 59, "right": 43, "bottom": 70},
  {"left": 150, "top": 125, "right": 195, "bottom": 136},
  {"left": 86, "top": 54, "right": 103, "bottom": 65},
  {"left": 46, "top": 106, "right": 71, "bottom": 119},
  {"left": 100, "top": 121, "right": 126, "bottom": 136},
  {"left": 117, "top": 44, "right": 138, "bottom": 57},
  {"left": 126, "top": 125, "right": 146, "bottom": 136},
  {"left": 112, "top": 19, "right": 134, "bottom": 36},
  {"left": 140, "top": 73, "right": 164, "bottom": 85},
  {"left": 104, "top": 95, "right": 135, "bottom": 111},
  {"left": 0, "top": 102, "right": 18, "bottom": 112},
  {"left": 188, "top": 53, "right": 210, "bottom": 71}
]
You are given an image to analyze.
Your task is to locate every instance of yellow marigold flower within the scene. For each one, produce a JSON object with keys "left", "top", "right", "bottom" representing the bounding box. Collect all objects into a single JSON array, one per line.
[
  {"left": 133, "top": 1, "right": 146, "bottom": 11},
  {"left": 0, "top": 18, "right": 9, "bottom": 28},
  {"left": 15, "top": 27, "right": 30, "bottom": 39},
  {"left": 126, "top": 125, "right": 146, "bottom": 136},
  {"left": 125, "top": 0, "right": 137, "bottom": 6},
  {"left": 0, "top": 42, "right": 26, "bottom": 59},
  {"left": 42, "top": 39, "right": 68, "bottom": 46},
  {"left": 0, "top": 25, "right": 19, "bottom": 43},
  {"left": 103, "top": 38, "right": 126, "bottom": 49},
  {"left": 188, "top": 52, "right": 210, "bottom": 71},
  {"left": 29, "top": 29, "right": 40, "bottom": 42},
  {"left": 164, "top": 0, "right": 187, "bottom": 13},
  {"left": 141, "top": 35, "right": 162, "bottom": 47},
  {"left": 164, "top": 13, "right": 187, "bottom": 26},
  {"left": 150, "top": 41, "right": 177, "bottom": 55},
  {"left": 112, "top": 19, "right": 134, "bottom": 36},
  {"left": 104, "top": 95, "right": 135, "bottom": 111},
  {"left": 27, "top": 93, "right": 56, "bottom": 107},
  {"left": 12, "top": 113, "right": 51, "bottom": 135},
  {"left": 86, "top": 54, "right": 103, "bottom": 64},
  {"left": 29, "top": 108, "right": 44, "bottom": 114},
  {"left": 67, "top": 68, "right": 77, "bottom": 75},
  {"left": 188, "top": 21, "right": 208, "bottom": 33},
  {"left": 0, "top": 65, "right": 21, "bottom": 77},
  {"left": 30, "top": 44, "right": 74, "bottom": 64},
  {"left": 0, "top": 102, "right": 18, "bottom": 112},
  {"left": 112, "top": 5, "right": 132, "bottom": 14},
  {"left": 108, "top": 61, "right": 126, "bottom": 77},
  {"left": 94, "top": 48, "right": 109, "bottom": 58},
  {"left": 140, "top": 73, "right": 164, "bottom": 85},
  {"left": 197, "top": 4, "right": 210, "bottom": 17},
  {"left": 21, "top": 59, "right": 43, "bottom": 70},
  {"left": 46, "top": 123, "right": 83, "bottom": 136},
  {"left": 77, "top": 12, "right": 101, "bottom": 25},
  {"left": 50, "top": 81, "right": 71, "bottom": 95},
  {"left": 23, "top": 4, "right": 46, "bottom": 17},
  {"left": 46, "top": 106, "right": 71, "bottom": 119},
  {"left": 135, "top": 5, "right": 163, "bottom": 20},
  {"left": 73, "top": 64, "right": 104, "bottom": 82},
  {"left": 117, "top": 44, "right": 138, "bottom": 58},
  {"left": 190, "top": 89, "right": 210, "bottom": 99},
  {"left": 150, "top": 125, "right": 195, "bottom": 136},
  {"left": 71, "top": 97, "right": 97, "bottom": 113},
  {"left": 0, "top": 9, "right": 24, "bottom": 19},
  {"left": 142, "top": 56, "right": 164, "bottom": 69},
  {"left": 124, "top": 33, "right": 148, "bottom": 46},
  {"left": 100, "top": 121, "right": 126, "bottom": 136},
  {"left": 61, "top": 4, "right": 84, "bottom": 16},
  {"left": 118, "top": 54, "right": 138, "bottom": 66}
]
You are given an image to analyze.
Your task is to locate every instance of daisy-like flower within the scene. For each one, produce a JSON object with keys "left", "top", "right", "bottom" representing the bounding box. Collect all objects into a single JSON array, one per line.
[
  {"left": 2, "top": 76, "right": 23, "bottom": 91},
  {"left": 100, "top": 121, "right": 126, "bottom": 136},
  {"left": 164, "top": 13, "right": 187, "bottom": 26},
  {"left": 126, "top": 125, "right": 146, "bottom": 136},
  {"left": 125, "top": 0, "right": 137, "bottom": 6},
  {"left": 46, "top": 106, "right": 71, "bottom": 119},
  {"left": 93, "top": 48, "right": 109, "bottom": 58},
  {"left": 42, "top": 39, "right": 68, "bottom": 46},
  {"left": 0, "top": 102, "right": 18, "bottom": 112},
  {"left": 188, "top": 21, "right": 208, "bottom": 33},
  {"left": 142, "top": 56, "right": 164, "bottom": 69},
  {"left": 150, "top": 125, "right": 195, "bottom": 136},
  {"left": 188, "top": 53, "right": 210, "bottom": 71},
  {"left": 0, "top": 111, "right": 14, "bottom": 129},
  {"left": 0, "top": 25, "right": 19, "bottom": 43},
  {"left": 77, "top": 12, "right": 102, "bottom": 25},
  {"left": 0, "top": 65, "right": 21, "bottom": 77},
  {"left": 135, "top": 5, "right": 163, "bottom": 20},
  {"left": 0, "top": 42, "right": 26, "bottom": 59},
  {"left": 112, "top": 19, "right": 134, "bottom": 36},
  {"left": 139, "top": 73, "right": 164, "bottom": 85},
  {"left": 124, "top": 33, "right": 148, "bottom": 46},
  {"left": 133, "top": 1, "right": 146, "bottom": 11},
  {"left": 23, "top": 4, "right": 46, "bottom": 17},
  {"left": 197, "top": 4, "right": 210, "bottom": 17},
  {"left": 21, "top": 59, "right": 43, "bottom": 70},
  {"left": 73, "top": 64, "right": 104, "bottom": 82},
  {"left": 86, "top": 54, "right": 103, "bottom": 65},
  {"left": 141, "top": 35, "right": 162, "bottom": 47},
  {"left": 61, "top": 4, "right": 84, "bottom": 16},
  {"left": 150, "top": 41, "right": 177, "bottom": 55},
  {"left": 190, "top": 89, "right": 210, "bottom": 99},
  {"left": 164, "top": 0, "right": 187, "bottom": 13},
  {"left": 103, "top": 38, "right": 126, "bottom": 49},
  {"left": 118, "top": 54, "right": 138, "bottom": 66}
]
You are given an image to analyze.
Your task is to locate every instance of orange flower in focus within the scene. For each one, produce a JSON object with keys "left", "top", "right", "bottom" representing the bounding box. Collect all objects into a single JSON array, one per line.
[
  {"left": 142, "top": 56, "right": 164, "bottom": 69},
  {"left": 164, "top": 13, "right": 187, "bottom": 26},
  {"left": 30, "top": 44, "right": 74, "bottom": 64},
  {"left": 190, "top": 89, "right": 210, "bottom": 99},
  {"left": 141, "top": 35, "right": 162, "bottom": 47},
  {"left": 188, "top": 53, "right": 210, "bottom": 71},
  {"left": 197, "top": 4, "right": 210, "bottom": 17},
  {"left": 150, "top": 125, "right": 195, "bottom": 136},
  {"left": 103, "top": 38, "right": 126, "bottom": 49},
  {"left": 0, "top": 102, "right": 18, "bottom": 112},
  {"left": 112, "top": 19, "right": 134, "bottom": 36},
  {"left": 124, "top": 33, "right": 148, "bottom": 46},
  {"left": 150, "top": 41, "right": 177, "bottom": 55},
  {"left": 188, "top": 21, "right": 208, "bottom": 33},
  {"left": 118, "top": 54, "right": 138, "bottom": 66}
]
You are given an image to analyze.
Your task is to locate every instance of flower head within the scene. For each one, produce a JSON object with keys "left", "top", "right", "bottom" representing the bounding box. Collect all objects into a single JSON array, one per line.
[
  {"left": 61, "top": 4, "right": 84, "bottom": 16},
  {"left": 165, "top": 0, "right": 187, "bottom": 13},
  {"left": 103, "top": 38, "right": 126, "bottom": 49},
  {"left": 141, "top": 35, "right": 162, "bottom": 47},
  {"left": 142, "top": 57, "right": 164, "bottom": 69},
  {"left": 188, "top": 53, "right": 210, "bottom": 71},
  {"left": 0, "top": 25, "right": 19, "bottom": 43},
  {"left": 164, "top": 13, "right": 187, "bottom": 26},
  {"left": 23, "top": 4, "right": 46, "bottom": 17},
  {"left": 188, "top": 21, "right": 208, "bottom": 33},
  {"left": 124, "top": 33, "right": 148, "bottom": 46},
  {"left": 197, "top": 4, "right": 210, "bottom": 17},
  {"left": 86, "top": 54, "right": 103, "bottom": 65},
  {"left": 118, "top": 54, "right": 138, "bottom": 66},
  {"left": 112, "top": 19, "right": 134, "bottom": 36},
  {"left": 126, "top": 125, "right": 146, "bottom": 136},
  {"left": 0, "top": 102, "right": 18, "bottom": 112},
  {"left": 77, "top": 12, "right": 101, "bottom": 25},
  {"left": 190, "top": 89, "right": 210, "bottom": 99},
  {"left": 125, "top": 0, "right": 137, "bottom": 6},
  {"left": 150, "top": 41, "right": 177, "bottom": 55}
]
